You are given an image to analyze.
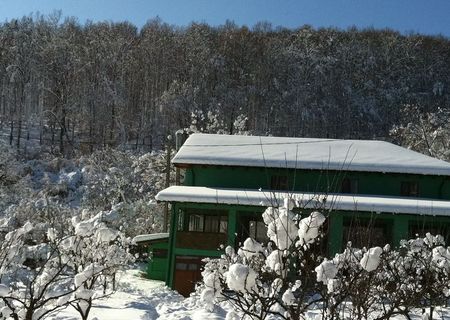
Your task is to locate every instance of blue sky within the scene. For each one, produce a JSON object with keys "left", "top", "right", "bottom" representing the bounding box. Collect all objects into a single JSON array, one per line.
[{"left": 0, "top": 0, "right": 449, "bottom": 37}]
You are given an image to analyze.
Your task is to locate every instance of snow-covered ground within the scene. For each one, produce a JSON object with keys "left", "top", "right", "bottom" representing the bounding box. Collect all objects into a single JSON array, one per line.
[
  {"left": 45, "top": 265, "right": 302, "bottom": 320},
  {"left": 48, "top": 266, "right": 229, "bottom": 320},
  {"left": 47, "top": 265, "right": 450, "bottom": 320}
]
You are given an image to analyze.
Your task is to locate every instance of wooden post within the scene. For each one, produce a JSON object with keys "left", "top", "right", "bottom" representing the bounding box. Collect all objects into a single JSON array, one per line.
[
  {"left": 328, "top": 213, "right": 343, "bottom": 256},
  {"left": 393, "top": 215, "right": 409, "bottom": 247},
  {"left": 227, "top": 209, "right": 237, "bottom": 248},
  {"left": 163, "top": 137, "right": 172, "bottom": 232}
]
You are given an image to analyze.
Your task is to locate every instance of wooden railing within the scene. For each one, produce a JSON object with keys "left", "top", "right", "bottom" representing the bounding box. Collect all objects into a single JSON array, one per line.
[{"left": 176, "top": 231, "right": 227, "bottom": 250}]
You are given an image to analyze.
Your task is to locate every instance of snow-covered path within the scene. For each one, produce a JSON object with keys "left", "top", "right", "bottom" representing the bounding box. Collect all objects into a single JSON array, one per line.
[
  {"left": 49, "top": 268, "right": 168, "bottom": 319},
  {"left": 49, "top": 267, "right": 227, "bottom": 320}
]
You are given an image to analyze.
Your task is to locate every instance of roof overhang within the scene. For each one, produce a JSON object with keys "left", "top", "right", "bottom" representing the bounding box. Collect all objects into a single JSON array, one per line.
[
  {"left": 156, "top": 186, "right": 450, "bottom": 217},
  {"left": 132, "top": 233, "right": 169, "bottom": 244}
]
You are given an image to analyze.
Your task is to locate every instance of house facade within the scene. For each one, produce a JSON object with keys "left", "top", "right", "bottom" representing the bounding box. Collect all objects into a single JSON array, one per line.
[{"left": 156, "top": 133, "right": 450, "bottom": 296}]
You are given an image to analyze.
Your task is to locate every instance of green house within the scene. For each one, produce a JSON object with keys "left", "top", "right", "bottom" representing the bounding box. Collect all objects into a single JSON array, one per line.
[
  {"left": 156, "top": 133, "right": 450, "bottom": 296},
  {"left": 133, "top": 233, "right": 169, "bottom": 281}
]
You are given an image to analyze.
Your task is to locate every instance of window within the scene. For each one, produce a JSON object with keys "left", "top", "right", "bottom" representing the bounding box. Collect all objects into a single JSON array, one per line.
[
  {"left": 271, "top": 175, "right": 288, "bottom": 190},
  {"left": 205, "top": 215, "right": 228, "bottom": 233},
  {"left": 237, "top": 212, "right": 269, "bottom": 244},
  {"left": 343, "top": 217, "right": 391, "bottom": 249},
  {"left": 189, "top": 214, "right": 204, "bottom": 232},
  {"left": 204, "top": 215, "right": 218, "bottom": 232},
  {"left": 183, "top": 209, "right": 228, "bottom": 233},
  {"left": 341, "top": 178, "right": 358, "bottom": 194},
  {"left": 177, "top": 210, "right": 184, "bottom": 231},
  {"left": 401, "top": 181, "right": 419, "bottom": 197},
  {"left": 249, "top": 220, "right": 269, "bottom": 243}
]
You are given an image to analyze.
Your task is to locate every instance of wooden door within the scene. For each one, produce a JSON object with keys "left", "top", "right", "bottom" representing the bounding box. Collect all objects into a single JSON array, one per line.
[{"left": 173, "top": 256, "right": 204, "bottom": 297}]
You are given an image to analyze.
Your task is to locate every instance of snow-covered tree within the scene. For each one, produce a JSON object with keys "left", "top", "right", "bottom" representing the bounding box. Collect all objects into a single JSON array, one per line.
[
  {"left": 80, "top": 148, "right": 166, "bottom": 237},
  {"left": 0, "top": 208, "right": 133, "bottom": 320},
  {"left": 390, "top": 105, "right": 450, "bottom": 161},
  {"left": 59, "top": 209, "right": 134, "bottom": 320},
  {"left": 0, "top": 221, "right": 77, "bottom": 320}
]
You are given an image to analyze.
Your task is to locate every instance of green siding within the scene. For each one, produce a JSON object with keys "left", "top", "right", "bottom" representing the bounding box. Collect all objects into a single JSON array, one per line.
[
  {"left": 147, "top": 241, "right": 169, "bottom": 281},
  {"left": 166, "top": 203, "right": 450, "bottom": 279},
  {"left": 184, "top": 166, "right": 450, "bottom": 200},
  {"left": 328, "top": 213, "right": 343, "bottom": 255},
  {"left": 392, "top": 215, "right": 409, "bottom": 246},
  {"left": 166, "top": 205, "right": 178, "bottom": 286}
]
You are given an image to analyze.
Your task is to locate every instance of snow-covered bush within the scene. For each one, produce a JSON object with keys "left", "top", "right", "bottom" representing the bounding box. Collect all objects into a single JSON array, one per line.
[
  {"left": 197, "top": 197, "right": 450, "bottom": 320},
  {"left": 197, "top": 198, "right": 328, "bottom": 319},
  {"left": 316, "top": 234, "right": 450, "bottom": 319}
]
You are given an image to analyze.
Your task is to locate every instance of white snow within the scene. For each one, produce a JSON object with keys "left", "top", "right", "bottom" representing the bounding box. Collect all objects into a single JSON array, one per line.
[
  {"left": 225, "top": 263, "right": 257, "bottom": 293},
  {"left": 0, "top": 284, "right": 9, "bottom": 296},
  {"left": 225, "top": 311, "right": 240, "bottom": 320},
  {"left": 266, "top": 250, "right": 284, "bottom": 275},
  {"left": 297, "top": 211, "right": 326, "bottom": 246},
  {"left": 156, "top": 186, "right": 450, "bottom": 216},
  {"left": 266, "top": 206, "right": 298, "bottom": 250},
  {"left": 172, "top": 133, "right": 450, "bottom": 176},
  {"left": 281, "top": 288, "right": 296, "bottom": 305},
  {"left": 360, "top": 247, "right": 383, "bottom": 272},
  {"left": 132, "top": 233, "right": 169, "bottom": 244},
  {"left": 327, "top": 279, "right": 340, "bottom": 294},
  {"left": 315, "top": 259, "right": 338, "bottom": 284},
  {"left": 48, "top": 266, "right": 226, "bottom": 320},
  {"left": 75, "top": 263, "right": 98, "bottom": 287},
  {"left": 432, "top": 246, "right": 450, "bottom": 270},
  {"left": 95, "top": 227, "right": 119, "bottom": 243},
  {"left": 74, "top": 219, "right": 95, "bottom": 237},
  {"left": 237, "top": 237, "right": 264, "bottom": 259}
]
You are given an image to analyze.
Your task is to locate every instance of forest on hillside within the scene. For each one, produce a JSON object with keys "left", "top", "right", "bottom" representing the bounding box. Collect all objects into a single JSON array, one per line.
[{"left": 0, "top": 12, "right": 449, "bottom": 156}]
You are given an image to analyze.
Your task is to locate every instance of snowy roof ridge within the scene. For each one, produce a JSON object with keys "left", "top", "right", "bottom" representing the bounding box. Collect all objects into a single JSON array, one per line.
[
  {"left": 172, "top": 133, "right": 450, "bottom": 176},
  {"left": 156, "top": 186, "right": 450, "bottom": 217}
]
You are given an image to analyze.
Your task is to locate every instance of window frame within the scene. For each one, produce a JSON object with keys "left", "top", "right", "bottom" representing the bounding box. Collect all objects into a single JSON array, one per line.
[
  {"left": 179, "top": 208, "right": 228, "bottom": 234},
  {"left": 341, "top": 178, "right": 358, "bottom": 194},
  {"left": 270, "top": 175, "right": 289, "bottom": 190},
  {"left": 400, "top": 181, "right": 419, "bottom": 197}
]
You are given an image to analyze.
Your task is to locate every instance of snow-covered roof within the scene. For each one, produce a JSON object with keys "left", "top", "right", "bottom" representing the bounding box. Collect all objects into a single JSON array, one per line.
[
  {"left": 156, "top": 186, "right": 450, "bottom": 217},
  {"left": 132, "top": 233, "right": 169, "bottom": 244},
  {"left": 172, "top": 133, "right": 450, "bottom": 176}
]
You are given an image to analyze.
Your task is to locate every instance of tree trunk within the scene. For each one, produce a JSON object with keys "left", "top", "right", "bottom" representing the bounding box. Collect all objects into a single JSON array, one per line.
[
  {"left": 59, "top": 108, "right": 66, "bottom": 155},
  {"left": 81, "top": 301, "right": 92, "bottom": 320},
  {"left": 16, "top": 116, "right": 21, "bottom": 150},
  {"left": 9, "top": 120, "right": 14, "bottom": 145},
  {"left": 51, "top": 123, "right": 55, "bottom": 153}
]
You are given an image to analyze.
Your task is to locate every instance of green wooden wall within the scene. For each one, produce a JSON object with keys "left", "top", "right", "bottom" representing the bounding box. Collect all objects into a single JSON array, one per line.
[
  {"left": 146, "top": 241, "right": 169, "bottom": 281},
  {"left": 183, "top": 165, "right": 450, "bottom": 199}
]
